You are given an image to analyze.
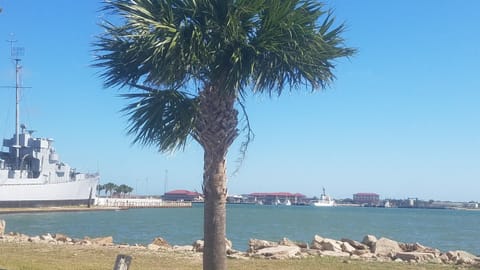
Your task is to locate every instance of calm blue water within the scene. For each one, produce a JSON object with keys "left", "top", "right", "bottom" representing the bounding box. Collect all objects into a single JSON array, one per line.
[{"left": 1, "top": 204, "right": 479, "bottom": 255}]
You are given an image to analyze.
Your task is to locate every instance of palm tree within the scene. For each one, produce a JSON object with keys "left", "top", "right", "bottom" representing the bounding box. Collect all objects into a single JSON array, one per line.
[
  {"left": 94, "top": 1, "right": 354, "bottom": 269},
  {"left": 124, "top": 185, "right": 134, "bottom": 197},
  {"left": 103, "top": 182, "right": 117, "bottom": 198},
  {"left": 115, "top": 184, "right": 134, "bottom": 197},
  {"left": 96, "top": 184, "right": 105, "bottom": 196}
]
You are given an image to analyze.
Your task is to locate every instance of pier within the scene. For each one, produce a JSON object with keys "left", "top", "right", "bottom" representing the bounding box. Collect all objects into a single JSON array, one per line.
[{"left": 95, "top": 197, "right": 191, "bottom": 208}]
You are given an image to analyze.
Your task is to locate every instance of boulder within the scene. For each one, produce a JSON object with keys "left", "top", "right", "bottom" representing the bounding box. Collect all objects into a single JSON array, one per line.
[
  {"left": 173, "top": 245, "right": 194, "bottom": 252},
  {"left": 372, "top": 237, "right": 402, "bottom": 257},
  {"left": 352, "top": 249, "right": 371, "bottom": 256},
  {"left": 311, "top": 237, "right": 342, "bottom": 252},
  {"left": 248, "top": 239, "right": 278, "bottom": 252},
  {"left": 151, "top": 237, "right": 171, "bottom": 248},
  {"left": 341, "top": 238, "right": 368, "bottom": 250},
  {"left": 446, "top": 250, "right": 479, "bottom": 264},
  {"left": 193, "top": 239, "right": 204, "bottom": 252},
  {"left": 227, "top": 253, "right": 249, "bottom": 260},
  {"left": 361, "top": 235, "right": 377, "bottom": 248},
  {"left": 320, "top": 250, "right": 351, "bottom": 257},
  {"left": 89, "top": 236, "right": 113, "bottom": 246},
  {"left": 53, "top": 233, "right": 71, "bottom": 243},
  {"left": 255, "top": 245, "right": 301, "bottom": 259},
  {"left": 28, "top": 235, "right": 42, "bottom": 243},
  {"left": 225, "top": 238, "right": 233, "bottom": 251},
  {"left": 40, "top": 233, "right": 55, "bottom": 243},
  {"left": 321, "top": 238, "right": 343, "bottom": 252},
  {"left": 147, "top": 243, "right": 161, "bottom": 251},
  {"left": 192, "top": 238, "right": 232, "bottom": 253},
  {"left": 341, "top": 242, "right": 357, "bottom": 254},
  {"left": 395, "top": 252, "right": 436, "bottom": 262},
  {"left": 439, "top": 253, "right": 451, "bottom": 264},
  {"left": 278, "top": 237, "right": 308, "bottom": 249},
  {"left": 0, "top": 219, "right": 5, "bottom": 235},
  {"left": 10, "top": 232, "right": 29, "bottom": 242},
  {"left": 310, "top": 235, "right": 324, "bottom": 248},
  {"left": 413, "top": 243, "right": 441, "bottom": 255}
]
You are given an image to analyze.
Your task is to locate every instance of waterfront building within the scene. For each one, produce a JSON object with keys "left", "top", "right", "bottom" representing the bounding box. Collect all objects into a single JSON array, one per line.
[
  {"left": 248, "top": 192, "right": 306, "bottom": 205},
  {"left": 163, "top": 190, "right": 203, "bottom": 202},
  {"left": 353, "top": 193, "right": 380, "bottom": 205}
]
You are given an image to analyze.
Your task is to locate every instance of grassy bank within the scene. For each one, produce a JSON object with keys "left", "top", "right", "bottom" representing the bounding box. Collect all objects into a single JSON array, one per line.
[{"left": 0, "top": 242, "right": 477, "bottom": 270}]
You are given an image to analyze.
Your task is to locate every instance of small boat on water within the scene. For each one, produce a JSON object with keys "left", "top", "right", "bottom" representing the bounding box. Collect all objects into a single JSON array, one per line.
[
  {"left": 0, "top": 51, "right": 99, "bottom": 207},
  {"left": 311, "top": 187, "right": 335, "bottom": 207}
]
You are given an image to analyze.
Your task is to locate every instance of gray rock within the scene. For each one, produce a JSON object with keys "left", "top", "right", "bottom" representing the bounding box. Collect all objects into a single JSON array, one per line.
[
  {"left": 28, "top": 236, "right": 42, "bottom": 243},
  {"left": 279, "top": 237, "right": 308, "bottom": 249},
  {"left": 372, "top": 237, "right": 402, "bottom": 257},
  {"left": 193, "top": 239, "right": 204, "bottom": 252},
  {"left": 400, "top": 242, "right": 440, "bottom": 255},
  {"left": 255, "top": 245, "right": 301, "bottom": 259},
  {"left": 395, "top": 252, "right": 436, "bottom": 262},
  {"left": 446, "top": 250, "right": 479, "bottom": 264},
  {"left": 352, "top": 249, "right": 371, "bottom": 256},
  {"left": 248, "top": 238, "right": 278, "bottom": 251},
  {"left": 40, "top": 233, "right": 55, "bottom": 242},
  {"left": 53, "top": 233, "right": 71, "bottom": 243},
  {"left": 341, "top": 238, "right": 368, "bottom": 250},
  {"left": 88, "top": 236, "right": 113, "bottom": 246},
  {"left": 320, "top": 250, "right": 351, "bottom": 257},
  {"left": 362, "top": 235, "right": 377, "bottom": 248},
  {"left": 311, "top": 236, "right": 342, "bottom": 251},
  {"left": 341, "top": 242, "right": 357, "bottom": 254},
  {"left": 193, "top": 238, "right": 232, "bottom": 253},
  {"left": 227, "top": 253, "right": 249, "bottom": 260},
  {"left": 0, "top": 219, "right": 5, "bottom": 235},
  {"left": 320, "top": 238, "right": 343, "bottom": 252},
  {"left": 225, "top": 238, "right": 233, "bottom": 251},
  {"left": 151, "top": 236, "right": 171, "bottom": 248},
  {"left": 147, "top": 243, "right": 161, "bottom": 251},
  {"left": 413, "top": 243, "right": 441, "bottom": 255},
  {"left": 173, "top": 245, "right": 194, "bottom": 252},
  {"left": 310, "top": 234, "right": 324, "bottom": 248}
]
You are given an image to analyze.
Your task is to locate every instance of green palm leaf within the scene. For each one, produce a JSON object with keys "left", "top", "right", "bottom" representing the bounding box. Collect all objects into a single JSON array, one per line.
[{"left": 121, "top": 89, "right": 197, "bottom": 152}]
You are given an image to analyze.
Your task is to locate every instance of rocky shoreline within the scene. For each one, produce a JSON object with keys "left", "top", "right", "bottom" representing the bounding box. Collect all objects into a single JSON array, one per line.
[{"left": 1, "top": 219, "right": 479, "bottom": 266}]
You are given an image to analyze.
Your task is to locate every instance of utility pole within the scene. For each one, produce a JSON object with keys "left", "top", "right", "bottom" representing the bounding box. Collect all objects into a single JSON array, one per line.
[{"left": 164, "top": 170, "right": 168, "bottom": 195}]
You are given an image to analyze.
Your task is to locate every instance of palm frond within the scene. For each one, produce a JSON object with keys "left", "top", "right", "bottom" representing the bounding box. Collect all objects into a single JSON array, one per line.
[
  {"left": 95, "top": 0, "right": 355, "bottom": 152},
  {"left": 121, "top": 89, "right": 198, "bottom": 152},
  {"left": 246, "top": 0, "right": 356, "bottom": 95}
]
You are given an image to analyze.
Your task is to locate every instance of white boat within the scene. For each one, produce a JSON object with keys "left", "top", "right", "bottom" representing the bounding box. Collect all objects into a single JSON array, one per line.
[
  {"left": 0, "top": 52, "right": 99, "bottom": 207},
  {"left": 311, "top": 188, "right": 335, "bottom": 207}
]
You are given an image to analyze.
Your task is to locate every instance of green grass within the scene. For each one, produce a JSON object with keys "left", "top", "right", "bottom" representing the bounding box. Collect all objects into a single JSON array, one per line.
[{"left": 0, "top": 242, "right": 477, "bottom": 270}]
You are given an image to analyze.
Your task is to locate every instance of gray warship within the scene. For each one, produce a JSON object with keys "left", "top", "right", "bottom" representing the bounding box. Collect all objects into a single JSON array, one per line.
[{"left": 0, "top": 48, "right": 99, "bottom": 207}]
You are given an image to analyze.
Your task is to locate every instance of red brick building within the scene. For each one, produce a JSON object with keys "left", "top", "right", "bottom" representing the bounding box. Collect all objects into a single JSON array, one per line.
[
  {"left": 353, "top": 193, "right": 380, "bottom": 205},
  {"left": 163, "top": 190, "right": 203, "bottom": 202}
]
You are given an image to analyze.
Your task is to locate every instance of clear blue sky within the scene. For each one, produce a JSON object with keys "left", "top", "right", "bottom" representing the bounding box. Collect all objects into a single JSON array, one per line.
[{"left": 0, "top": 0, "right": 478, "bottom": 201}]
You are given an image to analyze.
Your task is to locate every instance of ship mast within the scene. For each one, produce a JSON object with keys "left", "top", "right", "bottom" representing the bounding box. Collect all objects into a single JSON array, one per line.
[
  {"left": 1, "top": 39, "right": 29, "bottom": 170},
  {"left": 8, "top": 40, "right": 26, "bottom": 169},
  {"left": 14, "top": 56, "right": 22, "bottom": 168}
]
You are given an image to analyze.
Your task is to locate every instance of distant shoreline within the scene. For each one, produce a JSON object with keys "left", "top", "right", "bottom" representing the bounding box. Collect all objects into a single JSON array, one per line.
[{"left": 0, "top": 206, "right": 122, "bottom": 215}]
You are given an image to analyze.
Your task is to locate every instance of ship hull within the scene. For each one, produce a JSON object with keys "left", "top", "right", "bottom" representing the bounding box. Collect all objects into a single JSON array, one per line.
[
  {"left": 0, "top": 178, "right": 98, "bottom": 208},
  {"left": 312, "top": 201, "right": 335, "bottom": 207}
]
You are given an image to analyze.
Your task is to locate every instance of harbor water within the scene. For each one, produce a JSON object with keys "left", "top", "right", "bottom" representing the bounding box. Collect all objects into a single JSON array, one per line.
[{"left": 1, "top": 204, "right": 479, "bottom": 255}]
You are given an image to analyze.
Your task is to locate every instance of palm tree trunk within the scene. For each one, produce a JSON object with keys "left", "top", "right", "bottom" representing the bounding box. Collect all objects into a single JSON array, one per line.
[
  {"left": 203, "top": 150, "right": 228, "bottom": 270},
  {"left": 195, "top": 84, "right": 238, "bottom": 270}
]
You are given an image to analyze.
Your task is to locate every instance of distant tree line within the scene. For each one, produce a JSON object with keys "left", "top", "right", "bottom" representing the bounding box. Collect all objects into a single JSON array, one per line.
[{"left": 96, "top": 182, "right": 133, "bottom": 198}]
